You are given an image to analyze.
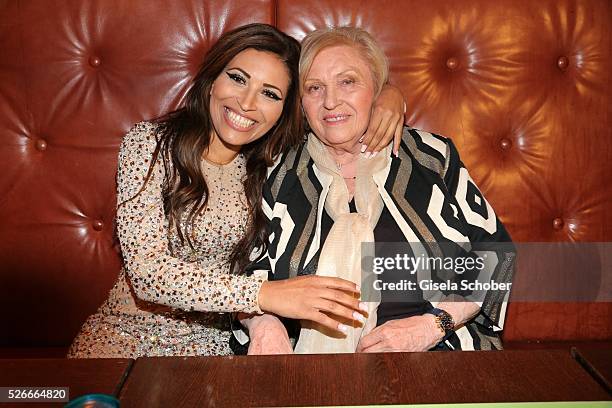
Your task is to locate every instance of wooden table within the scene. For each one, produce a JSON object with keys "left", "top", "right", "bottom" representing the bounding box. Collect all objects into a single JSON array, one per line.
[
  {"left": 119, "top": 350, "right": 610, "bottom": 407},
  {"left": 572, "top": 345, "right": 612, "bottom": 395},
  {"left": 0, "top": 358, "right": 132, "bottom": 407}
]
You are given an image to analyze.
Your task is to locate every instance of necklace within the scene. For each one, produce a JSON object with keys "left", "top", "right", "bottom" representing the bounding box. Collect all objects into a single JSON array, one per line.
[
  {"left": 203, "top": 153, "right": 238, "bottom": 167},
  {"left": 335, "top": 155, "right": 360, "bottom": 170}
]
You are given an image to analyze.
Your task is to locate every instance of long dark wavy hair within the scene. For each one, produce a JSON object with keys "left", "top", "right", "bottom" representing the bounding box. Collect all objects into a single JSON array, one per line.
[{"left": 141, "top": 24, "right": 302, "bottom": 274}]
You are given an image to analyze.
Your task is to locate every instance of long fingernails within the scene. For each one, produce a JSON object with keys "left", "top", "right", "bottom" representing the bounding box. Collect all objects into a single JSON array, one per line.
[
  {"left": 371, "top": 151, "right": 378, "bottom": 158},
  {"left": 365, "top": 152, "right": 372, "bottom": 159},
  {"left": 353, "top": 311, "right": 366, "bottom": 323},
  {"left": 361, "top": 145, "right": 367, "bottom": 153},
  {"left": 359, "top": 136, "right": 364, "bottom": 143},
  {"left": 359, "top": 302, "right": 368, "bottom": 312},
  {"left": 355, "top": 284, "right": 361, "bottom": 292},
  {"left": 338, "top": 324, "right": 349, "bottom": 334}
]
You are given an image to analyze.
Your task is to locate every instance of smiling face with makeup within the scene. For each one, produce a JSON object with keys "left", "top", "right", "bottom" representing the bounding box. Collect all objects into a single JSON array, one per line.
[
  {"left": 208, "top": 48, "right": 290, "bottom": 161},
  {"left": 301, "top": 45, "right": 376, "bottom": 152}
]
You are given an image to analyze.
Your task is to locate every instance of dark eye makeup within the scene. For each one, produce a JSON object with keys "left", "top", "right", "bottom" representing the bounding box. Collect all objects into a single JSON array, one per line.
[
  {"left": 226, "top": 71, "right": 246, "bottom": 84},
  {"left": 263, "top": 89, "right": 282, "bottom": 101},
  {"left": 226, "top": 70, "right": 282, "bottom": 101}
]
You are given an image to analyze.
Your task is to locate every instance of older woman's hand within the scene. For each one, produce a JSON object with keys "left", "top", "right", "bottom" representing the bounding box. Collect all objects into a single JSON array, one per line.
[
  {"left": 361, "top": 84, "right": 405, "bottom": 156},
  {"left": 243, "top": 314, "right": 293, "bottom": 355},
  {"left": 356, "top": 314, "right": 444, "bottom": 353}
]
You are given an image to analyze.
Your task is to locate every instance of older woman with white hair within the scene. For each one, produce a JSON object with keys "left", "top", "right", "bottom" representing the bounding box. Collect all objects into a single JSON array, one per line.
[{"left": 235, "top": 27, "right": 514, "bottom": 354}]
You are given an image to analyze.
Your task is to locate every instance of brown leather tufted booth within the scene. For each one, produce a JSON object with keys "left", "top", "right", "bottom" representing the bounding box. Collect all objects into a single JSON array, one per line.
[{"left": 1, "top": 0, "right": 610, "bottom": 355}]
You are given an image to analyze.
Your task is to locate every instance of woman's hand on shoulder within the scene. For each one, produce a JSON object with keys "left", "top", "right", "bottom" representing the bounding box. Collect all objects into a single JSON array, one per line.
[
  {"left": 356, "top": 314, "right": 444, "bottom": 353},
  {"left": 244, "top": 314, "right": 293, "bottom": 355},
  {"left": 258, "top": 276, "right": 366, "bottom": 335},
  {"left": 362, "top": 84, "right": 405, "bottom": 157}
]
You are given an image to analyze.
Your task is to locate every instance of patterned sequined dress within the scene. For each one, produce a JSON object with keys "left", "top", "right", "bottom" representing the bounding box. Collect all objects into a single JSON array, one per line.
[{"left": 67, "top": 122, "right": 264, "bottom": 358}]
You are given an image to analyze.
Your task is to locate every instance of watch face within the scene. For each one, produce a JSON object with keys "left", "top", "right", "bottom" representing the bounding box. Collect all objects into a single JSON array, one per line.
[
  {"left": 437, "top": 310, "right": 455, "bottom": 331},
  {"left": 430, "top": 308, "right": 455, "bottom": 333}
]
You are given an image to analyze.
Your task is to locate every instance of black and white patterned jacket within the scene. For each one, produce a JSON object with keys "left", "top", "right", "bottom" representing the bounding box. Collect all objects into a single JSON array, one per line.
[{"left": 234, "top": 126, "right": 515, "bottom": 352}]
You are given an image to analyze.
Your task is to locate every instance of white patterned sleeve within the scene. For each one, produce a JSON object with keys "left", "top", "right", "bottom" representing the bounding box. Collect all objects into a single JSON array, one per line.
[{"left": 442, "top": 139, "right": 515, "bottom": 331}]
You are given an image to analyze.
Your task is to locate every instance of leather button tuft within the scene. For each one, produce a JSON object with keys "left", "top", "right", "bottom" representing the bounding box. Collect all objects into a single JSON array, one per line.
[
  {"left": 89, "top": 56, "right": 101, "bottom": 67},
  {"left": 446, "top": 57, "right": 459, "bottom": 71},
  {"left": 557, "top": 56, "right": 569, "bottom": 70},
  {"left": 92, "top": 220, "right": 104, "bottom": 231},
  {"left": 552, "top": 217, "right": 564, "bottom": 230},
  {"left": 35, "top": 139, "right": 47, "bottom": 151},
  {"left": 500, "top": 138, "right": 512, "bottom": 150}
]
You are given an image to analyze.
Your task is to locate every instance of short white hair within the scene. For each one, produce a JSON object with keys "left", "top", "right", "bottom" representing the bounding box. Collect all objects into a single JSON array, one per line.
[{"left": 299, "top": 26, "right": 389, "bottom": 97}]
